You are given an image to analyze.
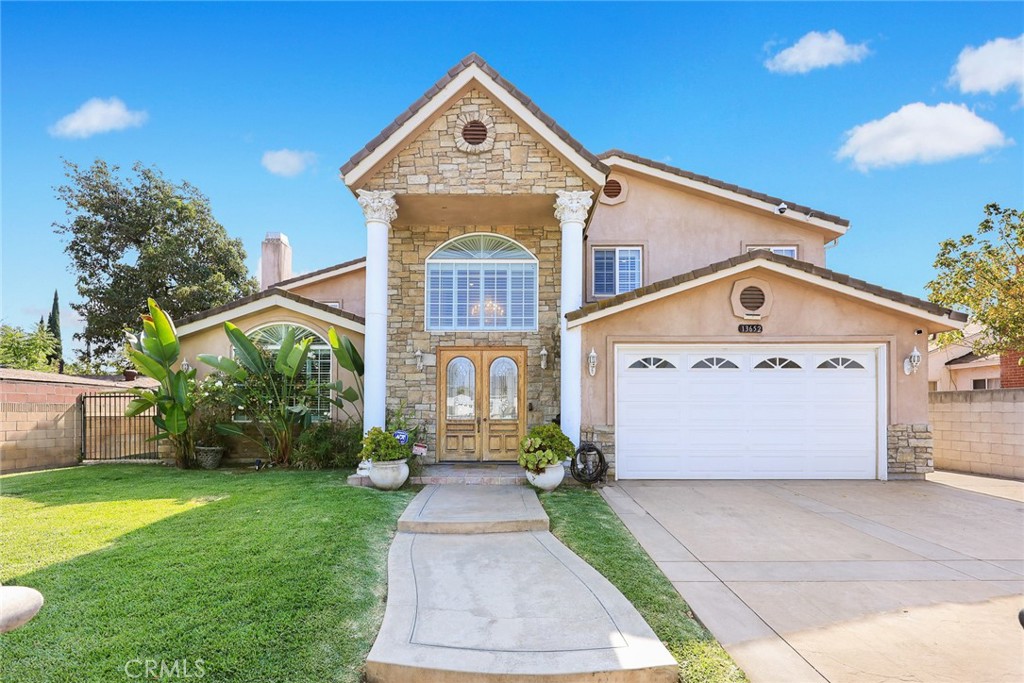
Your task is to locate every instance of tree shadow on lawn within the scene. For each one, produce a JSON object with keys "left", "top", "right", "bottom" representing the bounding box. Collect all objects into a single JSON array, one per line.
[{"left": 1, "top": 466, "right": 414, "bottom": 683}]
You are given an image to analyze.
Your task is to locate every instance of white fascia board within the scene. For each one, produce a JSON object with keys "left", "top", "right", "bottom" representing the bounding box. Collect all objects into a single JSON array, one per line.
[
  {"left": 277, "top": 260, "right": 366, "bottom": 290},
  {"left": 604, "top": 156, "right": 848, "bottom": 237},
  {"left": 343, "top": 64, "right": 606, "bottom": 189},
  {"left": 178, "top": 295, "right": 365, "bottom": 337},
  {"left": 567, "top": 259, "right": 964, "bottom": 330},
  {"left": 949, "top": 356, "right": 1000, "bottom": 370}
]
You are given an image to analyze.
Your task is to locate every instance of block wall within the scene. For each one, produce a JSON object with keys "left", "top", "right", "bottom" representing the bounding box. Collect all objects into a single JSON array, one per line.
[{"left": 929, "top": 389, "right": 1024, "bottom": 479}]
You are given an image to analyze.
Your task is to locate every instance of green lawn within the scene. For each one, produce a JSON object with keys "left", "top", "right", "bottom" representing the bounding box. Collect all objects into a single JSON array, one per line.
[
  {"left": 542, "top": 487, "right": 747, "bottom": 683},
  {"left": 0, "top": 465, "right": 414, "bottom": 683}
]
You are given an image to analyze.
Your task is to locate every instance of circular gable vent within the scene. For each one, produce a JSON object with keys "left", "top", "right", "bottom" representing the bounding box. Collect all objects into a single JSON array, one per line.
[
  {"left": 740, "top": 286, "right": 766, "bottom": 311},
  {"left": 462, "top": 120, "right": 488, "bottom": 146},
  {"left": 603, "top": 179, "right": 623, "bottom": 198}
]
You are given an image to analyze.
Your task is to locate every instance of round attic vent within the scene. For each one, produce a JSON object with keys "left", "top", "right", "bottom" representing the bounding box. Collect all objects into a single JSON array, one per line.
[
  {"left": 462, "top": 120, "right": 488, "bottom": 146},
  {"left": 740, "top": 286, "right": 766, "bottom": 311},
  {"left": 603, "top": 179, "right": 623, "bottom": 199}
]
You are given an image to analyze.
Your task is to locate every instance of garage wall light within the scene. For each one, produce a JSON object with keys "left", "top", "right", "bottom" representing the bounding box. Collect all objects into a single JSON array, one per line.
[
  {"left": 588, "top": 348, "right": 598, "bottom": 377},
  {"left": 903, "top": 347, "right": 922, "bottom": 376}
]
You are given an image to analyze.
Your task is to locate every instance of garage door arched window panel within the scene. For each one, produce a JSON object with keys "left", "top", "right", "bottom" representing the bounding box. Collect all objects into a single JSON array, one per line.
[
  {"left": 245, "top": 323, "right": 332, "bottom": 421},
  {"left": 628, "top": 357, "right": 676, "bottom": 369},
  {"left": 426, "top": 234, "right": 538, "bottom": 331},
  {"left": 446, "top": 357, "right": 476, "bottom": 420},
  {"left": 692, "top": 357, "right": 739, "bottom": 369},
  {"left": 754, "top": 357, "right": 802, "bottom": 369},
  {"left": 489, "top": 357, "right": 518, "bottom": 420},
  {"left": 817, "top": 357, "right": 865, "bottom": 370}
]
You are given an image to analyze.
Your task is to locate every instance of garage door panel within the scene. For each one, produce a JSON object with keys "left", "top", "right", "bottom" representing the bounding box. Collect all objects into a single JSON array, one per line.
[{"left": 616, "top": 345, "right": 881, "bottom": 480}]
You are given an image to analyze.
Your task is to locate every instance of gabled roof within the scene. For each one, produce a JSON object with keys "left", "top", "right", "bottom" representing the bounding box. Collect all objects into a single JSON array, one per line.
[
  {"left": 340, "top": 53, "right": 609, "bottom": 189},
  {"left": 272, "top": 256, "right": 366, "bottom": 290},
  {"left": 945, "top": 350, "right": 998, "bottom": 366},
  {"left": 566, "top": 250, "right": 967, "bottom": 329},
  {"left": 177, "top": 288, "right": 365, "bottom": 336},
  {"left": 600, "top": 150, "right": 850, "bottom": 238}
]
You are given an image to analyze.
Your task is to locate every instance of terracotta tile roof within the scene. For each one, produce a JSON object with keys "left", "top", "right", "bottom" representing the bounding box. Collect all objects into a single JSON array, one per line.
[
  {"left": 599, "top": 150, "right": 850, "bottom": 228},
  {"left": 566, "top": 250, "right": 968, "bottom": 323},
  {"left": 339, "top": 53, "right": 609, "bottom": 179},
  {"left": 272, "top": 256, "right": 366, "bottom": 288},
  {"left": 177, "top": 288, "right": 365, "bottom": 328}
]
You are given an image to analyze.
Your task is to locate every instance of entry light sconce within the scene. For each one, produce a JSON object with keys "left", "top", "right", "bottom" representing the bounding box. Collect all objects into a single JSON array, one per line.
[
  {"left": 903, "top": 346, "right": 922, "bottom": 376},
  {"left": 414, "top": 349, "right": 423, "bottom": 371},
  {"left": 180, "top": 359, "right": 191, "bottom": 372},
  {"left": 540, "top": 346, "right": 548, "bottom": 370},
  {"left": 588, "top": 348, "right": 598, "bottom": 377}
]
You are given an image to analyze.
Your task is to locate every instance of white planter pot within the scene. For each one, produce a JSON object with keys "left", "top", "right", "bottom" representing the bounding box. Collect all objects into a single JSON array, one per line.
[
  {"left": 368, "top": 459, "right": 409, "bottom": 490},
  {"left": 356, "top": 459, "right": 372, "bottom": 476},
  {"left": 525, "top": 463, "right": 565, "bottom": 492}
]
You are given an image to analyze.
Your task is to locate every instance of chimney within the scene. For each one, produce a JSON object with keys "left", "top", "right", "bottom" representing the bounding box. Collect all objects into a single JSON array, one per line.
[{"left": 261, "top": 232, "right": 292, "bottom": 289}]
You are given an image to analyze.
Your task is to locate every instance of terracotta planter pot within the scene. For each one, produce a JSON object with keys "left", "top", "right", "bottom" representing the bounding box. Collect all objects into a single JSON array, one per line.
[
  {"left": 195, "top": 446, "right": 225, "bottom": 470},
  {"left": 525, "top": 463, "right": 565, "bottom": 492},
  {"left": 368, "top": 459, "right": 409, "bottom": 490}
]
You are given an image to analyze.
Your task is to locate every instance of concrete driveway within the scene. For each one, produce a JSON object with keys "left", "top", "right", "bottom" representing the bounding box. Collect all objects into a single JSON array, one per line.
[{"left": 603, "top": 472, "right": 1024, "bottom": 683}]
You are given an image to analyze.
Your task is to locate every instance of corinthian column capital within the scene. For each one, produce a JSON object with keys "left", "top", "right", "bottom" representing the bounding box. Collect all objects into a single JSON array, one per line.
[
  {"left": 357, "top": 189, "right": 398, "bottom": 224},
  {"left": 553, "top": 190, "right": 594, "bottom": 225}
]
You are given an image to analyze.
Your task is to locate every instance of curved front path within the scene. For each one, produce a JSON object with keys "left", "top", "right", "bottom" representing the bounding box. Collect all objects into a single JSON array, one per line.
[{"left": 366, "top": 485, "right": 677, "bottom": 682}]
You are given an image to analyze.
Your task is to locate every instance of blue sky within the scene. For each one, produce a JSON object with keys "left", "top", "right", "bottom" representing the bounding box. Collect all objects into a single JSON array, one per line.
[{"left": 2, "top": 2, "right": 1022, "bottom": 354}]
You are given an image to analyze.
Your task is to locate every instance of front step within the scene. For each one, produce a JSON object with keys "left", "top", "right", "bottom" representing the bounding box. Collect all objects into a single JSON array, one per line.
[
  {"left": 348, "top": 463, "right": 530, "bottom": 488},
  {"left": 398, "top": 485, "right": 548, "bottom": 533}
]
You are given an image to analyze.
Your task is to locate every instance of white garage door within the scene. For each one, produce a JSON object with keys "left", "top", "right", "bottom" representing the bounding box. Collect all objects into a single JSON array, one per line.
[{"left": 615, "top": 345, "right": 883, "bottom": 480}]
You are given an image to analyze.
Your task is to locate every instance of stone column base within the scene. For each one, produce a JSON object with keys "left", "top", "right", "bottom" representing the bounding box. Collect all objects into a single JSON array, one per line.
[{"left": 887, "top": 424, "right": 934, "bottom": 480}]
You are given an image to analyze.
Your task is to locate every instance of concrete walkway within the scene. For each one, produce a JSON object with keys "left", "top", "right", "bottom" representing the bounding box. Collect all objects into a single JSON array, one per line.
[
  {"left": 603, "top": 476, "right": 1024, "bottom": 683},
  {"left": 366, "top": 485, "right": 677, "bottom": 682}
]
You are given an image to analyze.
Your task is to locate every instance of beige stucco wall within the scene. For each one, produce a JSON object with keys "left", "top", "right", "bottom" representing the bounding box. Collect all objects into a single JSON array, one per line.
[
  {"left": 179, "top": 307, "right": 364, "bottom": 422},
  {"left": 579, "top": 267, "right": 934, "bottom": 429},
  {"left": 930, "top": 389, "right": 1024, "bottom": 479},
  {"left": 287, "top": 267, "right": 367, "bottom": 317},
  {"left": 586, "top": 170, "right": 829, "bottom": 303}
]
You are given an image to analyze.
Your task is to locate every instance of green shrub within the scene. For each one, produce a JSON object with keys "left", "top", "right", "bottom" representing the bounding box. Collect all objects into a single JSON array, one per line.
[
  {"left": 518, "top": 423, "right": 575, "bottom": 473},
  {"left": 294, "top": 420, "right": 363, "bottom": 469},
  {"left": 359, "top": 427, "right": 407, "bottom": 463}
]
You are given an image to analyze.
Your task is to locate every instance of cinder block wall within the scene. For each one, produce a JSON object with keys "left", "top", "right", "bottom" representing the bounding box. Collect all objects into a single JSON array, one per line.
[
  {"left": 928, "top": 389, "right": 1024, "bottom": 479},
  {"left": 1, "top": 378, "right": 87, "bottom": 472}
]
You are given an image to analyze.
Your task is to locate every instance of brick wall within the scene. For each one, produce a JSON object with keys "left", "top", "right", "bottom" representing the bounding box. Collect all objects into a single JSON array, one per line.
[
  {"left": 1001, "top": 351, "right": 1024, "bottom": 389},
  {"left": 929, "top": 389, "right": 1024, "bottom": 479}
]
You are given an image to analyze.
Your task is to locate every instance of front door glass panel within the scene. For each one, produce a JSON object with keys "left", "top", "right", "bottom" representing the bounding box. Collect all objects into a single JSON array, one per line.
[
  {"left": 446, "top": 357, "right": 475, "bottom": 420},
  {"left": 489, "top": 357, "right": 518, "bottom": 420}
]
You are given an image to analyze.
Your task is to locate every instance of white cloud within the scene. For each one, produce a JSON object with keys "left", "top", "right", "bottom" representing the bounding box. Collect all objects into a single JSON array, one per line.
[
  {"left": 261, "top": 149, "right": 317, "bottom": 177},
  {"left": 949, "top": 35, "right": 1024, "bottom": 102},
  {"left": 48, "top": 97, "right": 148, "bottom": 138},
  {"left": 765, "top": 30, "right": 870, "bottom": 74},
  {"left": 837, "top": 102, "right": 1010, "bottom": 171}
]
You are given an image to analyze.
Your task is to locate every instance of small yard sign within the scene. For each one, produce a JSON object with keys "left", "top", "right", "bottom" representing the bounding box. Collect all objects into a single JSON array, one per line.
[
  {"left": 393, "top": 430, "right": 409, "bottom": 445},
  {"left": 412, "top": 442, "right": 428, "bottom": 457}
]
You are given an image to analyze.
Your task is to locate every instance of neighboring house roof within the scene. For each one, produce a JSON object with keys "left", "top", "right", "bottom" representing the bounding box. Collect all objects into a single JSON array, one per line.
[
  {"left": 177, "top": 288, "right": 365, "bottom": 336},
  {"left": 272, "top": 256, "right": 366, "bottom": 290},
  {"left": 600, "top": 150, "right": 850, "bottom": 237},
  {"left": 0, "top": 367, "right": 159, "bottom": 389},
  {"left": 340, "top": 53, "right": 609, "bottom": 189},
  {"left": 945, "top": 351, "right": 999, "bottom": 367},
  {"left": 566, "top": 250, "right": 968, "bottom": 329}
]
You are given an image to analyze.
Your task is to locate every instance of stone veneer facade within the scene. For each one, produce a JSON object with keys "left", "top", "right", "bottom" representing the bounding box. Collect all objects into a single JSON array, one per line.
[
  {"left": 363, "top": 89, "right": 586, "bottom": 195},
  {"left": 386, "top": 224, "right": 562, "bottom": 462},
  {"left": 886, "top": 424, "right": 934, "bottom": 479}
]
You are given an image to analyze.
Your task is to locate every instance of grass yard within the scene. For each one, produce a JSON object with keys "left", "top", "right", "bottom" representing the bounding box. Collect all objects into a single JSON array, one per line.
[
  {"left": 542, "top": 487, "right": 747, "bottom": 683},
  {"left": 0, "top": 465, "right": 414, "bottom": 683}
]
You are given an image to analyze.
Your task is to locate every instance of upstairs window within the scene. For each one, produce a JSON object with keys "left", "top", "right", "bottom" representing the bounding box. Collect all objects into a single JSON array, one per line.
[
  {"left": 747, "top": 245, "right": 798, "bottom": 259},
  {"left": 426, "top": 234, "right": 538, "bottom": 331},
  {"left": 593, "top": 247, "right": 642, "bottom": 297}
]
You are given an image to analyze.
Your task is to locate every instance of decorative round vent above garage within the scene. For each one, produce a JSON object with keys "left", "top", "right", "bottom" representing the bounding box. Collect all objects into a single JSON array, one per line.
[
  {"left": 730, "top": 278, "right": 773, "bottom": 319},
  {"left": 455, "top": 112, "right": 495, "bottom": 153},
  {"left": 599, "top": 175, "right": 628, "bottom": 205}
]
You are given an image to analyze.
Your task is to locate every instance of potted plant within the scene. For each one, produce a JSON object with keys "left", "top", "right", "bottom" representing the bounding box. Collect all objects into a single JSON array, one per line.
[
  {"left": 518, "top": 423, "right": 575, "bottom": 492},
  {"left": 360, "top": 427, "right": 409, "bottom": 490},
  {"left": 193, "top": 411, "right": 228, "bottom": 469}
]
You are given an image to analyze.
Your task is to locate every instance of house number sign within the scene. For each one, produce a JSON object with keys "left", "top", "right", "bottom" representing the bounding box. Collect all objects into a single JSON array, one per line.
[{"left": 738, "top": 324, "right": 763, "bottom": 334}]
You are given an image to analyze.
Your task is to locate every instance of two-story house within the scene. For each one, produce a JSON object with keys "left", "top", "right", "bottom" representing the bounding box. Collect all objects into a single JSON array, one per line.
[{"left": 178, "top": 54, "right": 966, "bottom": 480}]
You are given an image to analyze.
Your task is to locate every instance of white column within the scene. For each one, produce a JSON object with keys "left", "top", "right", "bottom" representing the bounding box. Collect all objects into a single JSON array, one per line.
[
  {"left": 357, "top": 190, "right": 398, "bottom": 434},
  {"left": 554, "top": 190, "right": 593, "bottom": 446}
]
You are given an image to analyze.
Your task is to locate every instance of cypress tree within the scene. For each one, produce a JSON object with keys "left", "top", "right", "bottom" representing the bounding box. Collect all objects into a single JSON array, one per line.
[{"left": 46, "top": 290, "right": 64, "bottom": 373}]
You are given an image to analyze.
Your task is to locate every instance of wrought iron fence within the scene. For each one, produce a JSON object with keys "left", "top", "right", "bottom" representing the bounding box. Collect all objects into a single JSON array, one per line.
[{"left": 80, "top": 392, "right": 161, "bottom": 460}]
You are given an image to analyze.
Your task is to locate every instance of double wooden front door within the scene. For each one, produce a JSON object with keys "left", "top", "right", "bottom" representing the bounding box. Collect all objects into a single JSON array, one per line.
[{"left": 437, "top": 347, "right": 527, "bottom": 462}]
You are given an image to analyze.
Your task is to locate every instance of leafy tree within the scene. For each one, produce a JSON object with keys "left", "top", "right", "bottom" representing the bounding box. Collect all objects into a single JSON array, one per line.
[
  {"left": 54, "top": 159, "right": 258, "bottom": 369},
  {"left": 46, "top": 290, "right": 64, "bottom": 372},
  {"left": 0, "top": 322, "right": 59, "bottom": 372},
  {"left": 928, "top": 203, "right": 1024, "bottom": 358}
]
